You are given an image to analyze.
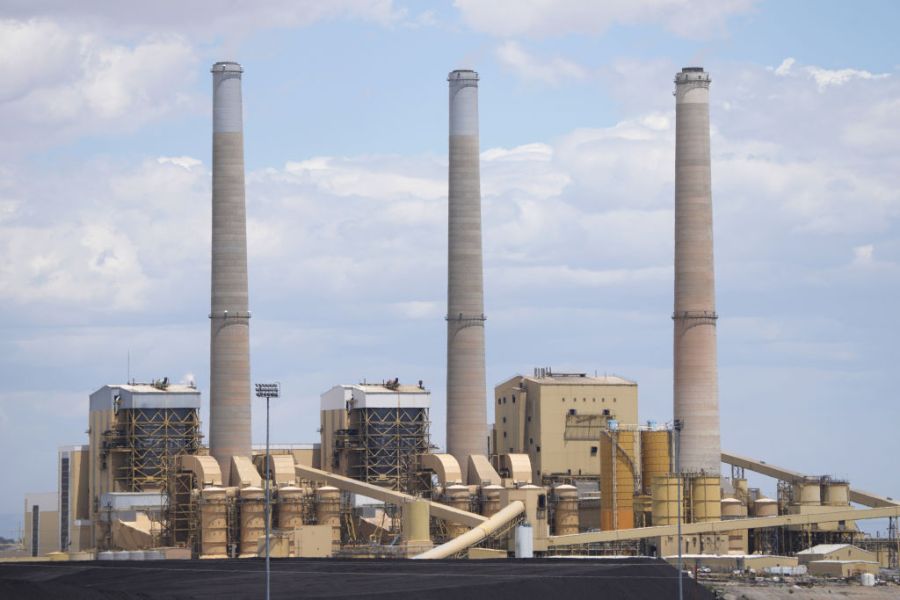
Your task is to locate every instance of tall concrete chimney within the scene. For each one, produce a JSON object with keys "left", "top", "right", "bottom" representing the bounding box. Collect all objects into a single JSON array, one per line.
[
  {"left": 209, "top": 61, "right": 251, "bottom": 480},
  {"left": 673, "top": 67, "right": 720, "bottom": 474},
  {"left": 446, "top": 69, "right": 487, "bottom": 482}
]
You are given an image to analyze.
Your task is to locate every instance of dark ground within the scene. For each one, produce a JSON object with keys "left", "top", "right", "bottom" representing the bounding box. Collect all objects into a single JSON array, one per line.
[{"left": 0, "top": 557, "right": 716, "bottom": 599}]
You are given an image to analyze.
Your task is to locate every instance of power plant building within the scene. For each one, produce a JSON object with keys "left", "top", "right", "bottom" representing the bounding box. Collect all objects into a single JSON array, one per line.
[
  {"left": 493, "top": 370, "right": 638, "bottom": 484},
  {"left": 13, "top": 61, "right": 900, "bottom": 574},
  {"left": 320, "top": 381, "right": 430, "bottom": 493}
]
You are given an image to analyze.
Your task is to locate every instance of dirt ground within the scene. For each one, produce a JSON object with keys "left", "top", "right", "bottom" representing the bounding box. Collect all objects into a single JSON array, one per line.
[{"left": 709, "top": 582, "right": 900, "bottom": 599}]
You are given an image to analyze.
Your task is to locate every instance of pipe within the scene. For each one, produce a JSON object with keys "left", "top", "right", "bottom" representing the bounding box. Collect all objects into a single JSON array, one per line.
[
  {"left": 413, "top": 500, "right": 525, "bottom": 559},
  {"left": 294, "top": 463, "right": 487, "bottom": 528}
]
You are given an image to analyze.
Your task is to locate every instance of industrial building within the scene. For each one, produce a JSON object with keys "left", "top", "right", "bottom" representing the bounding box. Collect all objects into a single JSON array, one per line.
[{"left": 12, "top": 62, "right": 900, "bottom": 582}]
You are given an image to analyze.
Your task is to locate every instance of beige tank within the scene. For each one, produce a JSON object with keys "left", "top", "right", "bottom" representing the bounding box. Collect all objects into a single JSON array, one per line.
[
  {"left": 444, "top": 484, "right": 472, "bottom": 538},
  {"left": 640, "top": 430, "right": 671, "bottom": 495},
  {"left": 276, "top": 486, "right": 304, "bottom": 530},
  {"left": 651, "top": 475, "right": 682, "bottom": 526},
  {"left": 753, "top": 497, "right": 778, "bottom": 518},
  {"left": 823, "top": 482, "right": 850, "bottom": 507},
  {"left": 721, "top": 497, "right": 745, "bottom": 519},
  {"left": 793, "top": 481, "right": 821, "bottom": 506},
  {"left": 315, "top": 486, "right": 341, "bottom": 546},
  {"left": 481, "top": 485, "right": 503, "bottom": 517},
  {"left": 690, "top": 476, "right": 721, "bottom": 522},
  {"left": 401, "top": 500, "right": 430, "bottom": 542},
  {"left": 199, "top": 486, "right": 229, "bottom": 558},
  {"left": 239, "top": 486, "right": 267, "bottom": 557},
  {"left": 553, "top": 484, "right": 579, "bottom": 535},
  {"left": 600, "top": 429, "right": 636, "bottom": 530}
]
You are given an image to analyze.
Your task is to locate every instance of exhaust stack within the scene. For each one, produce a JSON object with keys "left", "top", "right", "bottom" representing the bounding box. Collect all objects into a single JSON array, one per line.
[
  {"left": 446, "top": 69, "right": 487, "bottom": 481},
  {"left": 209, "top": 61, "right": 252, "bottom": 480},
  {"left": 673, "top": 67, "right": 721, "bottom": 474}
]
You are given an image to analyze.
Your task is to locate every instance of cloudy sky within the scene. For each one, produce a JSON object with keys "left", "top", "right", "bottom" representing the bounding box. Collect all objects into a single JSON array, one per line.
[{"left": 1, "top": 1, "right": 898, "bottom": 537}]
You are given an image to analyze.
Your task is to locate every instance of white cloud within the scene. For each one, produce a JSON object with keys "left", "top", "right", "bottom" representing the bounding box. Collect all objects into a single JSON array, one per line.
[
  {"left": 853, "top": 244, "right": 875, "bottom": 266},
  {"left": 1, "top": 1, "right": 405, "bottom": 38},
  {"left": 773, "top": 57, "right": 795, "bottom": 76},
  {"left": 495, "top": 41, "right": 588, "bottom": 85},
  {"left": 0, "top": 20, "right": 198, "bottom": 153},
  {"left": 806, "top": 66, "right": 889, "bottom": 91},
  {"left": 455, "top": 0, "right": 756, "bottom": 39}
]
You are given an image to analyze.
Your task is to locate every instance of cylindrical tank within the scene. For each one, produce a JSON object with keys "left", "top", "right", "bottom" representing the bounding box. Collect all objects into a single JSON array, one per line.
[
  {"left": 553, "top": 484, "right": 579, "bottom": 535},
  {"left": 600, "top": 430, "right": 636, "bottom": 530},
  {"left": 823, "top": 482, "right": 849, "bottom": 507},
  {"left": 144, "top": 550, "right": 164, "bottom": 560},
  {"left": 128, "top": 551, "right": 145, "bottom": 561},
  {"left": 112, "top": 551, "right": 130, "bottom": 561},
  {"left": 651, "top": 475, "right": 682, "bottom": 526},
  {"left": 276, "top": 486, "right": 304, "bottom": 530},
  {"left": 792, "top": 481, "right": 821, "bottom": 506},
  {"left": 199, "top": 486, "right": 229, "bottom": 558},
  {"left": 401, "top": 500, "right": 431, "bottom": 542},
  {"left": 721, "top": 497, "right": 745, "bottom": 519},
  {"left": 753, "top": 497, "right": 778, "bottom": 518},
  {"left": 97, "top": 551, "right": 114, "bottom": 561},
  {"left": 691, "top": 476, "right": 721, "bottom": 522},
  {"left": 315, "top": 486, "right": 341, "bottom": 547},
  {"left": 515, "top": 523, "right": 533, "bottom": 558},
  {"left": 481, "top": 485, "right": 503, "bottom": 518},
  {"left": 640, "top": 430, "right": 672, "bottom": 496},
  {"left": 239, "top": 486, "right": 266, "bottom": 558},
  {"left": 444, "top": 484, "right": 472, "bottom": 538}
]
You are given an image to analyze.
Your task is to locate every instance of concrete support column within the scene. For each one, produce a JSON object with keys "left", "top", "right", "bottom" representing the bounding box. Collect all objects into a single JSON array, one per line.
[
  {"left": 446, "top": 69, "right": 487, "bottom": 481},
  {"left": 209, "top": 61, "right": 252, "bottom": 481},
  {"left": 673, "top": 67, "right": 721, "bottom": 475}
]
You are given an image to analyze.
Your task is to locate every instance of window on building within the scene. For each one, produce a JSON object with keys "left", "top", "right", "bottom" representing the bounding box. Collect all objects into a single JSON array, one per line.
[
  {"left": 498, "top": 398, "right": 501, "bottom": 405},
  {"left": 509, "top": 447, "right": 514, "bottom": 452},
  {"left": 568, "top": 408, "right": 576, "bottom": 416},
  {"left": 590, "top": 446, "right": 598, "bottom": 457},
  {"left": 512, "top": 395, "right": 516, "bottom": 403},
  {"left": 503, "top": 431, "right": 507, "bottom": 438},
  {"left": 527, "top": 416, "right": 531, "bottom": 422},
  {"left": 536, "top": 445, "right": 541, "bottom": 452},
  {"left": 613, "top": 397, "right": 617, "bottom": 403},
  {"left": 529, "top": 437, "right": 533, "bottom": 445},
  {"left": 502, "top": 416, "right": 506, "bottom": 423}
]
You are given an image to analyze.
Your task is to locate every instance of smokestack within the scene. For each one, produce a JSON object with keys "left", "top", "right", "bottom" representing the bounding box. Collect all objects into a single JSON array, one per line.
[
  {"left": 673, "top": 67, "right": 721, "bottom": 474},
  {"left": 209, "top": 61, "right": 251, "bottom": 481},
  {"left": 446, "top": 69, "right": 487, "bottom": 482}
]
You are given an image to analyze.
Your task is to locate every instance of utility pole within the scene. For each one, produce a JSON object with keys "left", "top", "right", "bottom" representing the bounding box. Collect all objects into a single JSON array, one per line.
[
  {"left": 674, "top": 418, "right": 684, "bottom": 600},
  {"left": 255, "top": 382, "right": 280, "bottom": 600}
]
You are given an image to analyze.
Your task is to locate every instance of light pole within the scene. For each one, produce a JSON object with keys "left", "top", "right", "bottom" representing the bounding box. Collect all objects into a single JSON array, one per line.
[
  {"left": 674, "top": 418, "right": 683, "bottom": 600},
  {"left": 255, "top": 382, "right": 280, "bottom": 600}
]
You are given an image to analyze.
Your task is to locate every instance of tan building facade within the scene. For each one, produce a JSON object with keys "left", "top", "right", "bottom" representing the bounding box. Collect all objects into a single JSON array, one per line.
[
  {"left": 58, "top": 445, "right": 91, "bottom": 552},
  {"left": 492, "top": 371, "right": 638, "bottom": 483},
  {"left": 23, "top": 492, "right": 59, "bottom": 557}
]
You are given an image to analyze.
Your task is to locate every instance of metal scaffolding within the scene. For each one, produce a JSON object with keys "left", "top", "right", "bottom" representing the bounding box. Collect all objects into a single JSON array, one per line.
[
  {"left": 103, "top": 407, "right": 201, "bottom": 491},
  {"left": 334, "top": 406, "right": 429, "bottom": 494}
]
